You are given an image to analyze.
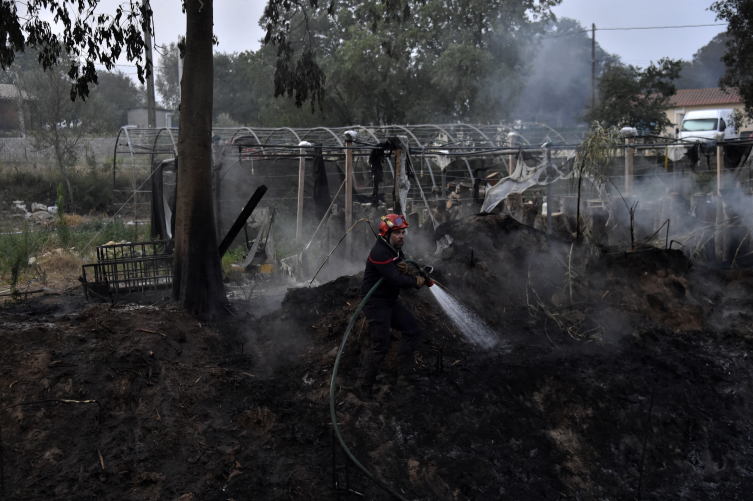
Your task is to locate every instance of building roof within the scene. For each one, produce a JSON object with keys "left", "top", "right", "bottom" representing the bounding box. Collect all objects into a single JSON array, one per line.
[
  {"left": 0, "top": 83, "right": 33, "bottom": 100},
  {"left": 669, "top": 87, "right": 742, "bottom": 107}
]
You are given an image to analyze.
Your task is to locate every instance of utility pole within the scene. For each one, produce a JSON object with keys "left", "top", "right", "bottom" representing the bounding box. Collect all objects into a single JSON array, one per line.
[
  {"left": 591, "top": 23, "right": 596, "bottom": 111},
  {"left": 143, "top": 0, "right": 156, "bottom": 128}
]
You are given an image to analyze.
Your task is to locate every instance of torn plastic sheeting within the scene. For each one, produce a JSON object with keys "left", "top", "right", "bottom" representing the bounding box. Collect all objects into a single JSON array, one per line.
[
  {"left": 481, "top": 150, "right": 575, "bottom": 213},
  {"left": 429, "top": 151, "right": 452, "bottom": 171},
  {"left": 280, "top": 254, "right": 302, "bottom": 280},
  {"left": 667, "top": 145, "right": 688, "bottom": 162}
]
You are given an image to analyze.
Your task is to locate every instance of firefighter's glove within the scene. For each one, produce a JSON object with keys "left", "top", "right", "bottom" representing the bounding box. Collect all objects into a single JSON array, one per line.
[
  {"left": 397, "top": 262, "right": 411, "bottom": 275},
  {"left": 415, "top": 276, "right": 426, "bottom": 289}
]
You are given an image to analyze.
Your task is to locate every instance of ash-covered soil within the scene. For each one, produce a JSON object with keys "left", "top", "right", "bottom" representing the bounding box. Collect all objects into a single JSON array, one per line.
[{"left": 2, "top": 214, "right": 753, "bottom": 500}]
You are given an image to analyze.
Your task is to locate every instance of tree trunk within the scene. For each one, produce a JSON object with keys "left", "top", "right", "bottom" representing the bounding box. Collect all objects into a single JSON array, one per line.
[{"left": 173, "top": 0, "right": 225, "bottom": 317}]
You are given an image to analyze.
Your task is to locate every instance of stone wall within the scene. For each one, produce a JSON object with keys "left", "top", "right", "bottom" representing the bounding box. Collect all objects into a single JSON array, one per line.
[{"left": 0, "top": 137, "right": 117, "bottom": 164}]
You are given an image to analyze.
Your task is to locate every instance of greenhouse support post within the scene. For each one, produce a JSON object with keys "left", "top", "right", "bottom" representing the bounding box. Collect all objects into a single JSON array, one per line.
[{"left": 297, "top": 147, "right": 306, "bottom": 242}]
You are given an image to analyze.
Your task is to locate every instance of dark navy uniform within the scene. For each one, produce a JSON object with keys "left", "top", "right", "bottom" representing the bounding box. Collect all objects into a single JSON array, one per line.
[{"left": 358, "top": 237, "right": 422, "bottom": 386}]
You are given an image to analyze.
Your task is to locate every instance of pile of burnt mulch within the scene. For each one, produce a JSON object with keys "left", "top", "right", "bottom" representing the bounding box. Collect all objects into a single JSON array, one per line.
[
  {"left": 2, "top": 213, "right": 753, "bottom": 500},
  {"left": 239, "top": 259, "right": 753, "bottom": 501},
  {"left": 428, "top": 214, "right": 737, "bottom": 342}
]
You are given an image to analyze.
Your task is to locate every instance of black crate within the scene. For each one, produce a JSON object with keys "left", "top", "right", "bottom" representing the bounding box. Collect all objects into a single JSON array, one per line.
[{"left": 81, "top": 241, "right": 173, "bottom": 300}]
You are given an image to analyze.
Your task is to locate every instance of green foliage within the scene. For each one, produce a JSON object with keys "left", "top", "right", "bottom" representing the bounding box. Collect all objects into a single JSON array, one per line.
[
  {"left": 56, "top": 183, "right": 70, "bottom": 247},
  {"left": 213, "top": 113, "right": 240, "bottom": 128},
  {"left": 0, "top": 222, "right": 42, "bottom": 289},
  {"left": 254, "top": 0, "right": 561, "bottom": 124},
  {"left": 0, "top": 0, "right": 151, "bottom": 101},
  {"left": 573, "top": 122, "right": 622, "bottom": 240},
  {"left": 74, "top": 218, "right": 141, "bottom": 249},
  {"left": 0, "top": 216, "right": 151, "bottom": 291},
  {"left": 574, "top": 122, "right": 622, "bottom": 178},
  {"left": 86, "top": 71, "right": 145, "bottom": 133},
  {"left": 584, "top": 59, "right": 682, "bottom": 134},
  {"left": 0, "top": 164, "right": 113, "bottom": 214},
  {"left": 69, "top": 162, "right": 113, "bottom": 213},
  {"left": 156, "top": 41, "right": 181, "bottom": 112},
  {"left": 0, "top": 168, "right": 57, "bottom": 206},
  {"left": 676, "top": 32, "right": 728, "bottom": 90},
  {"left": 711, "top": 1, "right": 753, "bottom": 118},
  {"left": 221, "top": 246, "right": 246, "bottom": 272}
]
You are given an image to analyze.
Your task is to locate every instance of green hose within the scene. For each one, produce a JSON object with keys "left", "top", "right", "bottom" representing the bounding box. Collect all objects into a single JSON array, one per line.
[{"left": 329, "top": 259, "right": 423, "bottom": 501}]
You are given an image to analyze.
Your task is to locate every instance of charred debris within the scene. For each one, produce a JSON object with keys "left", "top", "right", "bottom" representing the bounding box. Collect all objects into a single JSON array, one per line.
[{"left": 1, "top": 123, "right": 753, "bottom": 500}]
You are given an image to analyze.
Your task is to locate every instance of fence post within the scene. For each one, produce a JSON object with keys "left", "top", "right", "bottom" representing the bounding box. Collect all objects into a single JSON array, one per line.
[
  {"left": 393, "top": 148, "right": 402, "bottom": 214},
  {"left": 625, "top": 138, "right": 634, "bottom": 197},
  {"left": 546, "top": 145, "right": 552, "bottom": 236},
  {"left": 717, "top": 144, "right": 724, "bottom": 195},
  {"left": 345, "top": 140, "right": 353, "bottom": 258},
  {"left": 214, "top": 138, "right": 223, "bottom": 243},
  {"left": 296, "top": 146, "right": 306, "bottom": 242}
]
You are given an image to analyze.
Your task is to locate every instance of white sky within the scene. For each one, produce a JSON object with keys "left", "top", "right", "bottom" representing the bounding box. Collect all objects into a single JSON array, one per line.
[
  {"left": 95, "top": 0, "right": 727, "bottom": 77},
  {"left": 551, "top": 0, "right": 727, "bottom": 66}
]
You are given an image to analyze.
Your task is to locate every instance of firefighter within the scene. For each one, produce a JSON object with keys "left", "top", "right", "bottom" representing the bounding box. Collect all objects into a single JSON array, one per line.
[{"left": 354, "top": 214, "right": 428, "bottom": 403}]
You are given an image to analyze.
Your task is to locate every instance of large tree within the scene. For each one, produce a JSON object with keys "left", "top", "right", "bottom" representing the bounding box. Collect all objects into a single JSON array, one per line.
[
  {"left": 155, "top": 41, "right": 181, "bottom": 112},
  {"left": 171, "top": 0, "right": 226, "bottom": 316},
  {"left": 20, "top": 59, "right": 87, "bottom": 210},
  {"left": 261, "top": 0, "right": 561, "bottom": 125},
  {"left": 711, "top": 1, "right": 753, "bottom": 116},
  {"left": 88, "top": 70, "right": 145, "bottom": 132},
  {"left": 676, "top": 32, "right": 728, "bottom": 90},
  {"left": 584, "top": 58, "right": 682, "bottom": 134},
  {"left": 0, "top": 0, "right": 230, "bottom": 316}
]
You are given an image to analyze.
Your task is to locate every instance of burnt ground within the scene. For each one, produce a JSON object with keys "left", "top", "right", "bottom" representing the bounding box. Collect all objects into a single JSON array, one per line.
[{"left": 1, "top": 214, "right": 753, "bottom": 500}]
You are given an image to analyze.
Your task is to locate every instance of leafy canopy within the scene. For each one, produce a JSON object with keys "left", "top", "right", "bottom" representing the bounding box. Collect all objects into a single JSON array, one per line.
[
  {"left": 676, "top": 32, "right": 728, "bottom": 90},
  {"left": 584, "top": 58, "right": 682, "bottom": 134},
  {"left": 262, "top": 0, "right": 561, "bottom": 123},
  {"left": 710, "top": 1, "right": 753, "bottom": 116},
  {"left": 0, "top": 0, "right": 152, "bottom": 100}
]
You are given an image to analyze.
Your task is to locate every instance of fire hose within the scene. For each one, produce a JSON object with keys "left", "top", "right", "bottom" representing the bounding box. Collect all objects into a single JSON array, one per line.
[{"left": 329, "top": 259, "right": 432, "bottom": 501}]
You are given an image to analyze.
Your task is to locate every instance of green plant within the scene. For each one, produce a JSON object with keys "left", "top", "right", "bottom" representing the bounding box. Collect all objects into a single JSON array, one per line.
[
  {"left": 573, "top": 122, "right": 622, "bottom": 241},
  {"left": 0, "top": 222, "right": 43, "bottom": 290},
  {"left": 56, "top": 184, "right": 70, "bottom": 247},
  {"left": 221, "top": 246, "right": 246, "bottom": 273}
]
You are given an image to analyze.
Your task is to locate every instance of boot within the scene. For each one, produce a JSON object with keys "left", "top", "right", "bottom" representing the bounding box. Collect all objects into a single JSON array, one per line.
[
  {"left": 398, "top": 371, "right": 429, "bottom": 387},
  {"left": 353, "top": 378, "right": 376, "bottom": 403}
]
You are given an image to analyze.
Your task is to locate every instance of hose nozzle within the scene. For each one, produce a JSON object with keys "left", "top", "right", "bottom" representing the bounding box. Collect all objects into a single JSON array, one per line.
[
  {"left": 405, "top": 259, "right": 435, "bottom": 288},
  {"left": 419, "top": 265, "right": 435, "bottom": 287}
]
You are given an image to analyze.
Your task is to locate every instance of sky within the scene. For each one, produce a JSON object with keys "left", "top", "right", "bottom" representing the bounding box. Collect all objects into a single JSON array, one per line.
[
  {"left": 97, "top": 0, "right": 727, "bottom": 77},
  {"left": 551, "top": 0, "right": 727, "bottom": 67}
]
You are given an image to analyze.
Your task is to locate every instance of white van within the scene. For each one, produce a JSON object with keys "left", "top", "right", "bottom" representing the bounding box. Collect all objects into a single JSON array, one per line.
[{"left": 678, "top": 109, "right": 738, "bottom": 141}]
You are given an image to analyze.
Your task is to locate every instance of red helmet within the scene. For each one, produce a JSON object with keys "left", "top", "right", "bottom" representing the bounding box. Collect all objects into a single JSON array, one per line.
[{"left": 379, "top": 214, "right": 409, "bottom": 237}]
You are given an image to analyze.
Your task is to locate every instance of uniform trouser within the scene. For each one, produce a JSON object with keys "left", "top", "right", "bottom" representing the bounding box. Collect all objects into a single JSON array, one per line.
[{"left": 358, "top": 300, "right": 421, "bottom": 386}]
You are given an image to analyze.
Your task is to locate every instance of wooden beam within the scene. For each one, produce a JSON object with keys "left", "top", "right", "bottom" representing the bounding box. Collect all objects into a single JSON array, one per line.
[
  {"left": 546, "top": 146, "right": 552, "bottom": 236},
  {"left": 217, "top": 185, "right": 268, "bottom": 259},
  {"left": 717, "top": 144, "right": 724, "bottom": 195},
  {"left": 393, "top": 148, "right": 402, "bottom": 214},
  {"left": 296, "top": 147, "right": 306, "bottom": 242},
  {"left": 345, "top": 141, "right": 353, "bottom": 259},
  {"left": 345, "top": 141, "right": 353, "bottom": 227},
  {"left": 625, "top": 138, "right": 634, "bottom": 197}
]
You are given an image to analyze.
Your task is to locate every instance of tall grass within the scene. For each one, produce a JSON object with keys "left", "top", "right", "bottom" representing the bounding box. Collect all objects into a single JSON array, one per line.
[
  {"left": 0, "top": 217, "right": 150, "bottom": 290},
  {"left": 0, "top": 222, "right": 45, "bottom": 289}
]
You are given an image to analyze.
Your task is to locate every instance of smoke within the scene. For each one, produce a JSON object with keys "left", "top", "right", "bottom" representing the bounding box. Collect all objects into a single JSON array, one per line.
[{"left": 512, "top": 18, "right": 620, "bottom": 127}]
